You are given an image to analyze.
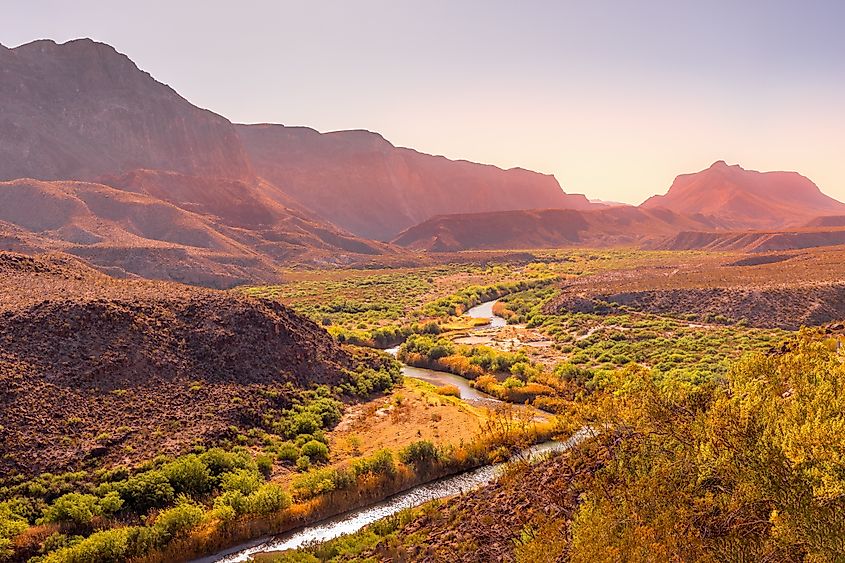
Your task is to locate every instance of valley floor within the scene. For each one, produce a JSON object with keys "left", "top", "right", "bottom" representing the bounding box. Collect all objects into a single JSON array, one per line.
[{"left": 4, "top": 246, "right": 845, "bottom": 562}]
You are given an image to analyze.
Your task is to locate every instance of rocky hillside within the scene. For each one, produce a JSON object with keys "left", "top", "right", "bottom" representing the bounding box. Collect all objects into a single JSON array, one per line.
[
  {"left": 655, "top": 228, "right": 845, "bottom": 253},
  {"left": 351, "top": 436, "right": 613, "bottom": 562},
  {"left": 0, "top": 252, "right": 367, "bottom": 476},
  {"left": 237, "top": 124, "right": 595, "bottom": 240},
  {"left": 543, "top": 247, "right": 845, "bottom": 330},
  {"left": 641, "top": 161, "right": 845, "bottom": 229},
  {"left": 391, "top": 206, "right": 721, "bottom": 251},
  {"left": 0, "top": 178, "right": 388, "bottom": 287}
]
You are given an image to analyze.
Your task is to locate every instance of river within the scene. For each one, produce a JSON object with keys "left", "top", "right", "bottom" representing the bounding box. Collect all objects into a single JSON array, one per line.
[
  {"left": 465, "top": 298, "right": 507, "bottom": 327},
  {"left": 199, "top": 299, "right": 563, "bottom": 562}
]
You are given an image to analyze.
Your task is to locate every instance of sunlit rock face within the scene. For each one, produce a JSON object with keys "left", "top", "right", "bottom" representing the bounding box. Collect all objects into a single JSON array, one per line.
[{"left": 642, "top": 160, "right": 845, "bottom": 229}]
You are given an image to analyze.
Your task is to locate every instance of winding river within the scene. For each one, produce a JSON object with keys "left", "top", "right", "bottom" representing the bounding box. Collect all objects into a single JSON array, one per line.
[{"left": 199, "top": 299, "right": 574, "bottom": 562}]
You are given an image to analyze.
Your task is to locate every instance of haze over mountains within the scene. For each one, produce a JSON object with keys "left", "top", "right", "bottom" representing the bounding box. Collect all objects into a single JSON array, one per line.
[
  {"left": 394, "top": 162, "right": 845, "bottom": 252},
  {"left": 237, "top": 124, "right": 594, "bottom": 240},
  {"left": 2, "top": 38, "right": 845, "bottom": 284}
]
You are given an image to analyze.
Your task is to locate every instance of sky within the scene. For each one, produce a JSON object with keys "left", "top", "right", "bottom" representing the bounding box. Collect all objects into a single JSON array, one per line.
[{"left": 4, "top": 0, "right": 844, "bottom": 204}]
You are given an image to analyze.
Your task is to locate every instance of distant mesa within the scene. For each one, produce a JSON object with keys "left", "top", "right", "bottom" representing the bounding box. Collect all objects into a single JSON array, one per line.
[{"left": 641, "top": 160, "right": 845, "bottom": 229}]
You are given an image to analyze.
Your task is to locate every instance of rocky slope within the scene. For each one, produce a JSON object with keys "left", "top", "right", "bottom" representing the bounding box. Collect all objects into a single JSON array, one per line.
[
  {"left": 352, "top": 437, "right": 613, "bottom": 562},
  {"left": 237, "top": 124, "right": 596, "bottom": 240},
  {"left": 544, "top": 247, "right": 845, "bottom": 330},
  {"left": 390, "top": 206, "right": 721, "bottom": 251},
  {"left": 655, "top": 228, "right": 845, "bottom": 253},
  {"left": 641, "top": 160, "right": 845, "bottom": 229},
  {"left": 0, "top": 252, "right": 366, "bottom": 475},
  {"left": 0, "top": 178, "right": 388, "bottom": 287}
]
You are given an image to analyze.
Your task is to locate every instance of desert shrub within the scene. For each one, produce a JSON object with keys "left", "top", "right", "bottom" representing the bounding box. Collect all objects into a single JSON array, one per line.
[
  {"left": 292, "top": 468, "right": 355, "bottom": 500},
  {"left": 199, "top": 448, "right": 250, "bottom": 479},
  {"left": 161, "top": 455, "right": 213, "bottom": 498},
  {"left": 256, "top": 454, "right": 274, "bottom": 478},
  {"left": 39, "top": 492, "right": 114, "bottom": 526},
  {"left": 296, "top": 456, "right": 311, "bottom": 472},
  {"left": 286, "top": 411, "right": 322, "bottom": 437},
  {"left": 0, "top": 503, "right": 27, "bottom": 559},
  {"left": 300, "top": 440, "right": 330, "bottom": 463},
  {"left": 213, "top": 490, "right": 248, "bottom": 515},
  {"left": 435, "top": 384, "right": 461, "bottom": 398},
  {"left": 152, "top": 500, "right": 204, "bottom": 542},
  {"left": 276, "top": 442, "right": 301, "bottom": 463},
  {"left": 352, "top": 449, "right": 396, "bottom": 477},
  {"left": 121, "top": 471, "right": 175, "bottom": 513},
  {"left": 399, "top": 441, "right": 439, "bottom": 466},
  {"left": 502, "top": 376, "right": 524, "bottom": 389},
  {"left": 245, "top": 483, "right": 291, "bottom": 515},
  {"left": 220, "top": 469, "right": 262, "bottom": 495},
  {"left": 42, "top": 525, "right": 149, "bottom": 563}
]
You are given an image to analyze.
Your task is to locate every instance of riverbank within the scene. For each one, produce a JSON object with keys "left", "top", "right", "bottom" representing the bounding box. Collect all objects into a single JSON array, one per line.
[
  {"left": 171, "top": 419, "right": 561, "bottom": 563},
  {"left": 197, "top": 429, "right": 590, "bottom": 562}
]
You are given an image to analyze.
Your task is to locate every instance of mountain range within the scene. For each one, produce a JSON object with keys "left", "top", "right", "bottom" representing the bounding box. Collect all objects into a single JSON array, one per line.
[{"left": 1, "top": 38, "right": 844, "bottom": 284}]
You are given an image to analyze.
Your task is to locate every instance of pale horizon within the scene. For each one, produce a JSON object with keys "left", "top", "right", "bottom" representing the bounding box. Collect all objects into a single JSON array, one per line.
[{"left": 5, "top": 0, "right": 844, "bottom": 205}]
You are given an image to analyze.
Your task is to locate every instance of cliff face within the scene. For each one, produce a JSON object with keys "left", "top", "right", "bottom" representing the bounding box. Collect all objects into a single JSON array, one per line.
[
  {"left": 0, "top": 39, "right": 252, "bottom": 182},
  {"left": 237, "top": 124, "right": 595, "bottom": 240},
  {"left": 641, "top": 161, "right": 845, "bottom": 229}
]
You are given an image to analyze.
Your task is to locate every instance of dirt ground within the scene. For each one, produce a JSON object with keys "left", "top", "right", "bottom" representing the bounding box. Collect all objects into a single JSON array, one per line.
[{"left": 328, "top": 379, "right": 488, "bottom": 463}]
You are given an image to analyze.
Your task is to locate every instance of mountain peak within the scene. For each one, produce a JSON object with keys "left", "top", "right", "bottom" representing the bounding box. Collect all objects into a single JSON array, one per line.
[
  {"left": 0, "top": 37, "right": 252, "bottom": 182},
  {"left": 708, "top": 160, "right": 743, "bottom": 171},
  {"left": 642, "top": 162, "right": 845, "bottom": 228}
]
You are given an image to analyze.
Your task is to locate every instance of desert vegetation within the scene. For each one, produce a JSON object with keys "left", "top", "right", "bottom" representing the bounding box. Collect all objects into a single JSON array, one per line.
[
  {"left": 5, "top": 247, "right": 844, "bottom": 562},
  {"left": 273, "top": 328, "right": 845, "bottom": 561}
]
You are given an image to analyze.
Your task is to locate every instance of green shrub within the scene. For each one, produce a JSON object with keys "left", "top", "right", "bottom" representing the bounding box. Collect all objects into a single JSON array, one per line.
[
  {"left": 213, "top": 490, "right": 248, "bottom": 516},
  {"left": 399, "top": 441, "right": 439, "bottom": 466},
  {"left": 43, "top": 526, "right": 144, "bottom": 563},
  {"left": 0, "top": 502, "right": 27, "bottom": 559},
  {"left": 296, "top": 456, "right": 311, "bottom": 472},
  {"left": 162, "top": 454, "right": 212, "bottom": 498},
  {"left": 300, "top": 440, "right": 329, "bottom": 463},
  {"left": 277, "top": 442, "right": 300, "bottom": 463},
  {"left": 152, "top": 500, "right": 204, "bottom": 542},
  {"left": 40, "top": 493, "right": 101, "bottom": 526},
  {"left": 200, "top": 448, "right": 248, "bottom": 478},
  {"left": 221, "top": 469, "right": 262, "bottom": 495},
  {"left": 256, "top": 454, "right": 274, "bottom": 478},
  {"left": 292, "top": 468, "right": 355, "bottom": 500},
  {"left": 245, "top": 483, "right": 291, "bottom": 515},
  {"left": 121, "top": 471, "right": 175, "bottom": 513},
  {"left": 352, "top": 449, "right": 396, "bottom": 477}
]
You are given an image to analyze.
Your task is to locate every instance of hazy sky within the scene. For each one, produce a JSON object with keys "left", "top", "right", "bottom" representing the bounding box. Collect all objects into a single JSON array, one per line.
[{"left": 4, "top": 0, "right": 844, "bottom": 204}]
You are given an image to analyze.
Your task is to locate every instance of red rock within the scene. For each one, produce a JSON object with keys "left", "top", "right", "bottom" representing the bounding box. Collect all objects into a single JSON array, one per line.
[{"left": 641, "top": 160, "right": 845, "bottom": 229}]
